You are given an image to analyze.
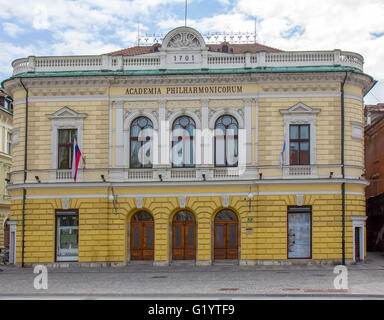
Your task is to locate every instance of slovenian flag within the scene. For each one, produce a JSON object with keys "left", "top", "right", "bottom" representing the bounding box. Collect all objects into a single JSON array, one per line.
[
  {"left": 280, "top": 137, "right": 286, "bottom": 169},
  {"left": 72, "top": 139, "right": 82, "bottom": 182}
]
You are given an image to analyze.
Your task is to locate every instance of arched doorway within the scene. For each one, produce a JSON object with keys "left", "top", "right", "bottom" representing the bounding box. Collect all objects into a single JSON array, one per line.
[
  {"left": 214, "top": 209, "right": 238, "bottom": 260},
  {"left": 172, "top": 210, "right": 196, "bottom": 260},
  {"left": 130, "top": 211, "right": 154, "bottom": 260}
]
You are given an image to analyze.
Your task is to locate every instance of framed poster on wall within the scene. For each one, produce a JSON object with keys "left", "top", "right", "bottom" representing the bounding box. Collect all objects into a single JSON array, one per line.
[{"left": 288, "top": 206, "right": 311, "bottom": 259}]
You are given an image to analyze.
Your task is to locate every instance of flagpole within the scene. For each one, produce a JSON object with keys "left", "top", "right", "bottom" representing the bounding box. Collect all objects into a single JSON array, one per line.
[{"left": 185, "top": 0, "right": 187, "bottom": 26}]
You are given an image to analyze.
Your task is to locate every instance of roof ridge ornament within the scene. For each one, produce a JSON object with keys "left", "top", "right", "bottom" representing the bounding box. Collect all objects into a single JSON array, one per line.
[
  {"left": 167, "top": 32, "right": 200, "bottom": 49},
  {"left": 161, "top": 26, "right": 206, "bottom": 51}
]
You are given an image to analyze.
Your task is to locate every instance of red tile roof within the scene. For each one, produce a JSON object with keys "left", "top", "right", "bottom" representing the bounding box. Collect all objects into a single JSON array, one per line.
[
  {"left": 208, "top": 42, "right": 282, "bottom": 54},
  {"left": 107, "top": 42, "right": 282, "bottom": 56},
  {"left": 109, "top": 44, "right": 161, "bottom": 56}
]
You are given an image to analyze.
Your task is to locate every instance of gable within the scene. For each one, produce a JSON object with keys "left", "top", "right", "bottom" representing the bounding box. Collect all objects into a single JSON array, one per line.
[
  {"left": 280, "top": 102, "right": 321, "bottom": 115},
  {"left": 46, "top": 106, "right": 88, "bottom": 119}
]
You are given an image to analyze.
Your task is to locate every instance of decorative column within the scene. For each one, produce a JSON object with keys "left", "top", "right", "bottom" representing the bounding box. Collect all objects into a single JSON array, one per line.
[
  {"left": 115, "top": 101, "right": 124, "bottom": 166},
  {"left": 244, "top": 98, "right": 252, "bottom": 165},
  {"left": 200, "top": 99, "right": 211, "bottom": 166},
  {"left": 157, "top": 99, "right": 169, "bottom": 168}
]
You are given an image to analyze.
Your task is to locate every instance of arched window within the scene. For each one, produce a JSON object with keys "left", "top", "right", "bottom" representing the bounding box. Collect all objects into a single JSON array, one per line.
[
  {"left": 130, "top": 117, "right": 153, "bottom": 168},
  {"left": 215, "top": 115, "right": 238, "bottom": 167},
  {"left": 131, "top": 211, "right": 153, "bottom": 222},
  {"left": 215, "top": 209, "right": 238, "bottom": 221},
  {"left": 173, "top": 210, "right": 195, "bottom": 221},
  {"left": 172, "top": 116, "right": 195, "bottom": 168}
]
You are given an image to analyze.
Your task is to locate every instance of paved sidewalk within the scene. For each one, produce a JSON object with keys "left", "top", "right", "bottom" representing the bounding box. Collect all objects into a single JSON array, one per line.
[{"left": 1, "top": 252, "right": 383, "bottom": 299}]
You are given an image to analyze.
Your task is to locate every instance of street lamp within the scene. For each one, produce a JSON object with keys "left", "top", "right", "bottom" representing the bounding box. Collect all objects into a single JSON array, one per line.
[{"left": 109, "top": 186, "right": 118, "bottom": 215}]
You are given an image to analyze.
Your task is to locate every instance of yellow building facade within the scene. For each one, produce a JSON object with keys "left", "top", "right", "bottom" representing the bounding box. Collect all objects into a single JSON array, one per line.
[{"left": 2, "top": 27, "right": 376, "bottom": 266}]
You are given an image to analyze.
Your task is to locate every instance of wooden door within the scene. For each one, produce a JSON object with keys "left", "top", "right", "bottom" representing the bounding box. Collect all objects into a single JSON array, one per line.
[
  {"left": 214, "top": 221, "right": 238, "bottom": 260},
  {"left": 131, "top": 221, "right": 154, "bottom": 260},
  {"left": 172, "top": 221, "right": 196, "bottom": 260}
]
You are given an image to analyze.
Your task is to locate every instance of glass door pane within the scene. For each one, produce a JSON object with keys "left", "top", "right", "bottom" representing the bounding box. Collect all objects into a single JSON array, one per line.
[
  {"left": 228, "top": 224, "right": 237, "bottom": 247},
  {"left": 187, "top": 225, "right": 195, "bottom": 247},
  {"left": 215, "top": 225, "right": 224, "bottom": 247},
  {"left": 133, "top": 225, "right": 141, "bottom": 248},
  {"left": 145, "top": 226, "right": 153, "bottom": 248},
  {"left": 174, "top": 225, "right": 182, "bottom": 248}
]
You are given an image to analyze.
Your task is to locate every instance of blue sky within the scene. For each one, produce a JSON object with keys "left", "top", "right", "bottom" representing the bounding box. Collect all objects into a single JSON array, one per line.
[{"left": 1, "top": 0, "right": 383, "bottom": 104}]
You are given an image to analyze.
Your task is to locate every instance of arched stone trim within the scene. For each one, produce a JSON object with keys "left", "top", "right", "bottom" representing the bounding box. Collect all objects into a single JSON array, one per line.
[
  {"left": 124, "top": 110, "right": 159, "bottom": 131},
  {"left": 212, "top": 207, "right": 240, "bottom": 221},
  {"left": 126, "top": 207, "right": 154, "bottom": 222},
  {"left": 168, "top": 109, "right": 201, "bottom": 129},
  {"left": 169, "top": 207, "right": 197, "bottom": 222},
  {"left": 209, "top": 109, "right": 244, "bottom": 129}
]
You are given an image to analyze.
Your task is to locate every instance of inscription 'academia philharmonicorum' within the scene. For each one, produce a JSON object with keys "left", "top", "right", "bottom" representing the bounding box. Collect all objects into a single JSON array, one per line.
[{"left": 125, "top": 85, "right": 243, "bottom": 95}]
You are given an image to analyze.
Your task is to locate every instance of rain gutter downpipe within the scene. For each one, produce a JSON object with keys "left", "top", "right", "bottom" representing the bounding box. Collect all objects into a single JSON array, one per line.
[
  {"left": 19, "top": 78, "right": 28, "bottom": 268},
  {"left": 341, "top": 71, "right": 349, "bottom": 266}
]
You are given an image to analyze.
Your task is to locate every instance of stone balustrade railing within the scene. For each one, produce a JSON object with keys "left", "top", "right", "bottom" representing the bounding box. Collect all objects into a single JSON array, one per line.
[
  {"left": 12, "top": 49, "right": 364, "bottom": 76},
  {"left": 51, "top": 166, "right": 316, "bottom": 183}
]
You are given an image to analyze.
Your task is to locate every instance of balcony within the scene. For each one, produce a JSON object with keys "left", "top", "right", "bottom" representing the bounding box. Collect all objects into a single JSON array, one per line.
[
  {"left": 282, "top": 165, "right": 317, "bottom": 178},
  {"left": 107, "top": 167, "right": 252, "bottom": 183},
  {"left": 12, "top": 49, "right": 364, "bottom": 76},
  {"left": 55, "top": 169, "right": 73, "bottom": 181}
]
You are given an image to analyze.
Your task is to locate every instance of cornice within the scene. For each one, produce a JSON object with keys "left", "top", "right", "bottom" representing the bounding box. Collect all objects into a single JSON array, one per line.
[{"left": 3, "top": 70, "right": 374, "bottom": 97}]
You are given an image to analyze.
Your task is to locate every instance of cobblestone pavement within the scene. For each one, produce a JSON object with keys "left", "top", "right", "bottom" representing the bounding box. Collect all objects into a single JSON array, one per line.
[{"left": 0, "top": 252, "right": 383, "bottom": 299}]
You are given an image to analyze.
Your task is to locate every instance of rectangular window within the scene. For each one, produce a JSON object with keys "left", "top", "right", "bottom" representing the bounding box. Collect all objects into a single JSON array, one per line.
[
  {"left": 7, "top": 131, "right": 11, "bottom": 155},
  {"left": 58, "top": 129, "right": 77, "bottom": 169},
  {"left": 56, "top": 210, "right": 79, "bottom": 261},
  {"left": 5, "top": 171, "right": 11, "bottom": 196},
  {"left": 289, "top": 124, "right": 310, "bottom": 165},
  {"left": 287, "top": 206, "right": 311, "bottom": 259}
]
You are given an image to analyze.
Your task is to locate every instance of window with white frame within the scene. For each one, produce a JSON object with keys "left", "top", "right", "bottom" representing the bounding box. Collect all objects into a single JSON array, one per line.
[
  {"left": 58, "top": 129, "right": 77, "bottom": 170},
  {"left": 172, "top": 116, "right": 196, "bottom": 168},
  {"left": 215, "top": 115, "right": 238, "bottom": 167},
  {"left": 46, "top": 107, "right": 87, "bottom": 179},
  {"left": 130, "top": 116, "right": 153, "bottom": 168},
  {"left": 280, "top": 103, "right": 320, "bottom": 170}
]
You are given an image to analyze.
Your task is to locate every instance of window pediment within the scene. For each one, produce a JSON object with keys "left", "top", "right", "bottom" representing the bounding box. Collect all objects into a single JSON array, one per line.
[
  {"left": 46, "top": 106, "right": 88, "bottom": 120},
  {"left": 280, "top": 102, "right": 321, "bottom": 115}
]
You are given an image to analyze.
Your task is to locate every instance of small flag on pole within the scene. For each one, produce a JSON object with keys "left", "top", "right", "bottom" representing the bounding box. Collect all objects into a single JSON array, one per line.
[
  {"left": 72, "top": 139, "right": 82, "bottom": 182},
  {"left": 280, "top": 137, "right": 286, "bottom": 169}
]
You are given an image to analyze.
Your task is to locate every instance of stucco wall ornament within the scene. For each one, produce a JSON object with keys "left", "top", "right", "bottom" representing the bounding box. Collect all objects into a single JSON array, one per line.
[{"left": 167, "top": 32, "right": 201, "bottom": 48}]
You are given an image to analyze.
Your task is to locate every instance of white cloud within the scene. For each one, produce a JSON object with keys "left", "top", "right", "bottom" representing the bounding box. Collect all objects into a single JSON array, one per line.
[
  {"left": 32, "top": 5, "right": 50, "bottom": 30},
  {"left": 2, "top": 22, "right": 24, "bottom": 38}
]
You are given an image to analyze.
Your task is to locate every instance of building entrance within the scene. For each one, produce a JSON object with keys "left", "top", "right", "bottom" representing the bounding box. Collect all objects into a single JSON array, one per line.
[
  {"left": 172, "top": 210, "right": 196, "bottom": 260},
  {"left": 214, "top": 210, "right": 238, "bottom": 260},
  {"left": 130, "top": 211, "right": 154, "bottom": 260}
]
